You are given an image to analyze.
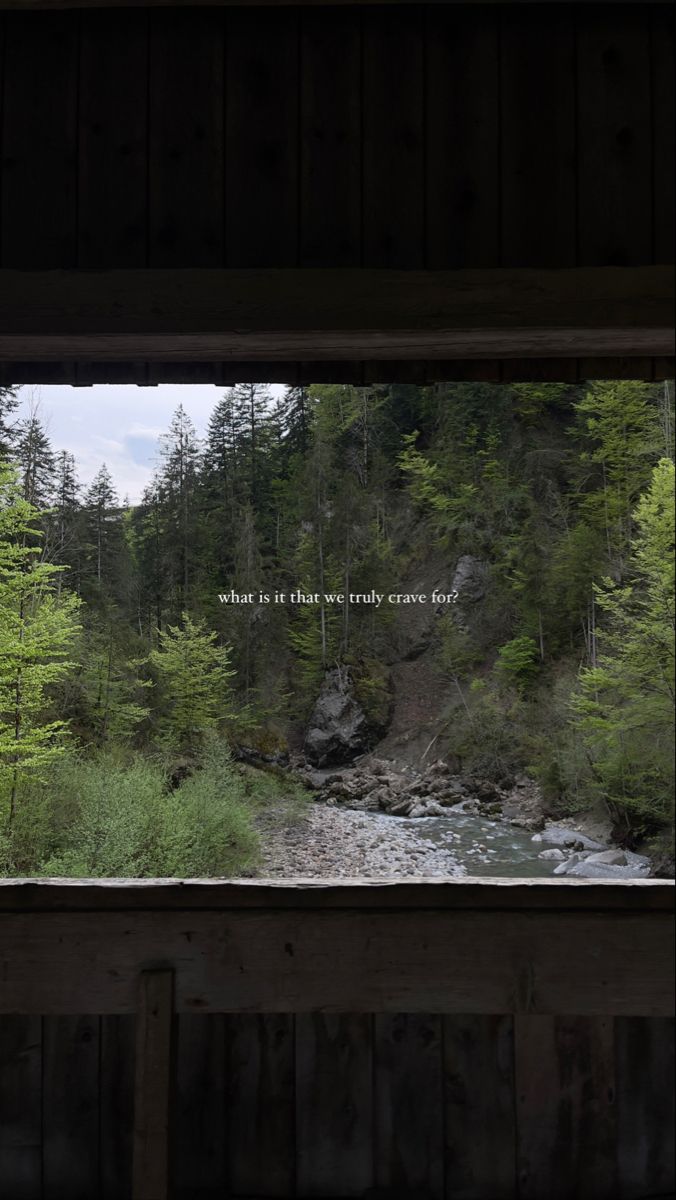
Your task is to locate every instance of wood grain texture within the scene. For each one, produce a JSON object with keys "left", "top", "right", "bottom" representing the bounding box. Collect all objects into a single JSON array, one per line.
[
  {"left": 148, "top": 9, "right": 224, "bottom": 269},
  {"left": 1, "top": 907, "right": 673, "bottom": 1015},
  {"left": 0, "top": 267, "right": 672, "bottom": 363},
  {"left": 363, "top": 7, "right": 424, "bottom": 269},
  {"left": 2, "top": 876, "right": 672, "bottom": 911},
  {"left": 228, "top": 1014, "right": 295, "bottom": 1197},
  {"left": 444, "top": 1015, "right": 516, "bottom": 1200},
  {"left": 100, "top": 1016, "right": 135, "bottom": 1200},
  {"left": 174, "top": 1014, "right": 227, "bottom": 1200},
  {"left": 78, "top": 9, "right": 148, "bottom": 269},
  {"left": 0, "top": 1016, "right": 42, "bottom": 1200},
  {"left": 225, "top": 9, "right": 299, "bottom": 268},
  {"left": 1, "top": 12, "right": 78, "bottom": 268},
  {"left": 42, "top": 1016, "right": 100, "bottom": 1200},
  {"left": 374, "top": 1013, "right": 444, "bottom": 1198},
  {"left": 515, "top": 1015, "right": 617, "bottom": 1200},
  {"left": 577, "top": 6, "right": 654, "bottom": 379},
  {"left": 132, "top": 971, "right": 174, "bottom": 1200},
  {"left": 296, "top": 1013, "right": 373, "bottom": 1195},
  {"left": 616, "top": 1017, "right": 676, "bottom": 1199}
]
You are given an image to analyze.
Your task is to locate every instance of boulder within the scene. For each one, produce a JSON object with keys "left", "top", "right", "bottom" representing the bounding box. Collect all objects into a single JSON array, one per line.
[
  {"left": 304, "top": 669, "right": 370, "bottom": 766},
  {"left": 585, "top": 849, "right": 627, "bottom": 867},
  {"left": 566, "top": 860, "right": 651, "bottom": 880},
  {"left": 538, "top": 848, "right": 566, "bottom": 861},
  {"left": 532, "top": 824, "right": 606, "bottom": 852}
]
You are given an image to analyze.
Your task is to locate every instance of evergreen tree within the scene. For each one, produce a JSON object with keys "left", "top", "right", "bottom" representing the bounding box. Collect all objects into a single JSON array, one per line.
[
  {"left": 572, "top": 459, "right": 675, "bottom": 832},
  {"left": 157, "top": 405, "right": 201, "bottom": 612},
  {"left": 0, "top": 462, "right": 81, "bottom": 828},
  {"left": 83, "top": 464, "right": 121, "bottom": 592},
  {"left": 0, "top": 387, "right": 19, "bottom": 460},
  {"left": 16, "top": 410, "right": 56, "bottom": 508},
  {"left": 149, "top": 613, "right": 235, "bottom": 754}
]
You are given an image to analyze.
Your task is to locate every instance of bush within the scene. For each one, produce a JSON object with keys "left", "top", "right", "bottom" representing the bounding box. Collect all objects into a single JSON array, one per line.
[
  {"left": 5, "top": 740, "right": 260, "bottom": 879},
  {"left": 154, "top": 741, "right": 259, "bottom": 876}
]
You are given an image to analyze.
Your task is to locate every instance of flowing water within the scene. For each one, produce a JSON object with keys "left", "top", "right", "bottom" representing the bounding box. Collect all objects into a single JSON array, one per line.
[{"left": 405, "top": 811, "right": 556, "bottom": 877}]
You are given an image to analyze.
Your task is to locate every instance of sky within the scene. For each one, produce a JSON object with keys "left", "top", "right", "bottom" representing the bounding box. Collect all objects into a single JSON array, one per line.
[{"left": 16, "top": 383, "right": 283, "bottom": 504}]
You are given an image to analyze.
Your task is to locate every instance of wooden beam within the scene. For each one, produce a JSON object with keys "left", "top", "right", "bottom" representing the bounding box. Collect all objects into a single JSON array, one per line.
[
  {"left": 1, "top": 876, "right": 673, "bottom": 912},
  {"left": 0, "top": 267, "right": 672, "bottom": 362},
  {"left": 1, "top": 888, "right": 673, "bottom": 1016},
  {"left": 132, "top": 971, "right": 174, "bottom": 1200},
  {"left": 2, "top": 0, "right": 672, "bottom": 7}
]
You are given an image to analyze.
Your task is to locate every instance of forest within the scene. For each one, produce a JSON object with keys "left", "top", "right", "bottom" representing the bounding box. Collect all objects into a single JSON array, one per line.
[{"left": 0, "top": 378, "right": 674, "bottom": 877}]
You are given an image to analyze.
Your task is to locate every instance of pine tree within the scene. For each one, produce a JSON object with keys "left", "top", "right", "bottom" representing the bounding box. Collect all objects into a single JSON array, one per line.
[
  {"left": 202, "top": 393, "right": 240, "bottom": 578},
  {"left": 83, "top": 464, "right": 121, "bottom": 590},
  {"left": 149, "top": 613, "right": 235, "bottom": 754},
  {"left": 157, "top": 405, "right": 201, "bottom": 611},
  {"left": 0, "top": 462, "right": 81, "bottom": 827},
  {"left": 48, "top": 450, "right": 81, "bottom": 588},
  {"left": 16, "top": 410, "right": 56, "bottom": 508},
  {"left": 0, "top": 387, "right": 20, "bottom": 460},
  {"left": 230, "top": 383, "right": 271, "bottom": 507}
]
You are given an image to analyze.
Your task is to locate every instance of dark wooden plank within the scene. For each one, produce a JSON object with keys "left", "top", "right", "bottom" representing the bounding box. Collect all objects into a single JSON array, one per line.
[
  {"left": 501, "top": 360, "right": 580, "bottom": 384},
  {"left": 300, "top": 8, "right": 360, "bottom": 267},
  {"left": 2, "top": 0, "right": 674, "bottom": 7},
  {"left": 100, "top": 1015, "right": 135, "bottom": 1200},
  {"left": 651, "top": 6, "right": 675, "bottom": 383},
  {"left": 501, "top": 8, "right": 576, "bottom": 269},
  {"left": 298, "top": 7, "right": 361, "bottom": 383},
  {"left": 500, "top": 7, "right": 577, "bottom": 384},
  {"left": 444, "top": 1014, "right": 516, "bottom": 1200},
  {"left": 225, "top": 9, "right": 299, "bottom": 267},
  {"left": 653, "top": 6, "right": 675, "bottom": 265},
  {"left": 363, "top": 6, "right": 424, "bottom": 268},
  {"left": 42, "top": 1015, "right": 100, "bottom": 1200},
  {"left": 296, "top": 1013, "right": 373, "bottom": 1196},
  {"left": 228, "top": 1014, "right": 295, "bottom": 1197},
  {"left": 132, "top": 970, "right": 174, "bottom": 1200},
  {"left": 515, "top": 1015, "right": 617, "bottom": 1200},
  {"left": 2, "top": 876, "right": 673, "bottom": 912},
  {"left": 0, "top": 1016, "right": 42, "bottom": 1200},
  {"left": 426, "top": 7, "right": 499, "bottom": 269},
  {"left": 6, "top": 906, "right": 673, "bottom": 1015},
  {"left": 577, "top": 0, "right": 653, "bottom": 266},
  {"left": 1, "top": 12, "right": 78, "bottom": 267},
  {"left": 374, "top": 1013, "right": 444, "bottom": 1199},
  {"left": 577, "top": 7, "right": 653, "bottom": 380},
  {"left": 78, "top": 9, "right": 148, "bottom": 268},
  {"left": 616, "top": 1017, "right": 675, "bottom": 1199},
  {"left": 148, "top": 7, "right": 224, "bottom": 268},
  {"left": 174, "top": 1015, "right": 227, "bottom": 1200},
  {"left": 2, "top": 267, "right": 671, "bottom": 364}
]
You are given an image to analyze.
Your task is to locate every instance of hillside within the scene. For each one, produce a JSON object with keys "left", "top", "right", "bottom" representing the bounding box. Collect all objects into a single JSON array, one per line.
[{"left": 0, "top": 379, "right": 673, "bottom": 876}]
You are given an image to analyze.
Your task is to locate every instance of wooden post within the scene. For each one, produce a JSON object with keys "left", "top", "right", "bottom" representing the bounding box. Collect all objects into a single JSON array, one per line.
[{"left": 132, "top": 970, "right": 175, "bottom": 1200}]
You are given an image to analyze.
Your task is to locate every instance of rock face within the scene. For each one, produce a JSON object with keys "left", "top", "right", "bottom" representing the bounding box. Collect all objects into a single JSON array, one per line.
[
  {"left": 304, "top": 669, "right": 370, "bottom": 766},
  {"left": 452, "top": 555, "right": 488, "bottom": 605}
]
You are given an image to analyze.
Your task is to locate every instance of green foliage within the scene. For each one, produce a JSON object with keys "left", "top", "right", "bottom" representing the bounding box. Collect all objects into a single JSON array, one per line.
[
  {"left": 571, "top": 459, "right": 675, "bottom": 832},
  {"left": 0, "top": 462, "right": 81, "bottom": 824},
  {"left": 149, "top": 613, "right": 236, "bottom": 754},
  {"left": 5, "top": 742, "right": 260, "bottom": 878},
  {"left": 155, "top": 741, "right": 259, "bottom": 876},
  {"left": 495, "top": 636, "right": 540, "bottom": 693}
]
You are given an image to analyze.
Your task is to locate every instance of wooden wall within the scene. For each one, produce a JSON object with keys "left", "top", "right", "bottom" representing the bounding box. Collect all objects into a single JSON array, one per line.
[
  {"left": 0, "top": 3, "right": 673, "bottom": 384},
  {"left": 1, "top": 1011, "right": 674, "bottom": 1199}
]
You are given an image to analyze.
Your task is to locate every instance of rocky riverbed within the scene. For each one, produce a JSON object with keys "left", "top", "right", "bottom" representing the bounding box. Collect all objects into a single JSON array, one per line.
[{"left": 254, "top": 755, "right": 653, "bottom": 879}]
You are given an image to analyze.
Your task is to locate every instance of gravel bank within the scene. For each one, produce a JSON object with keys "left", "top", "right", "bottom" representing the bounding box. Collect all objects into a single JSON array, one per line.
[{"left": 256, "top": 803, "right": 466, "bottom": 878}]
